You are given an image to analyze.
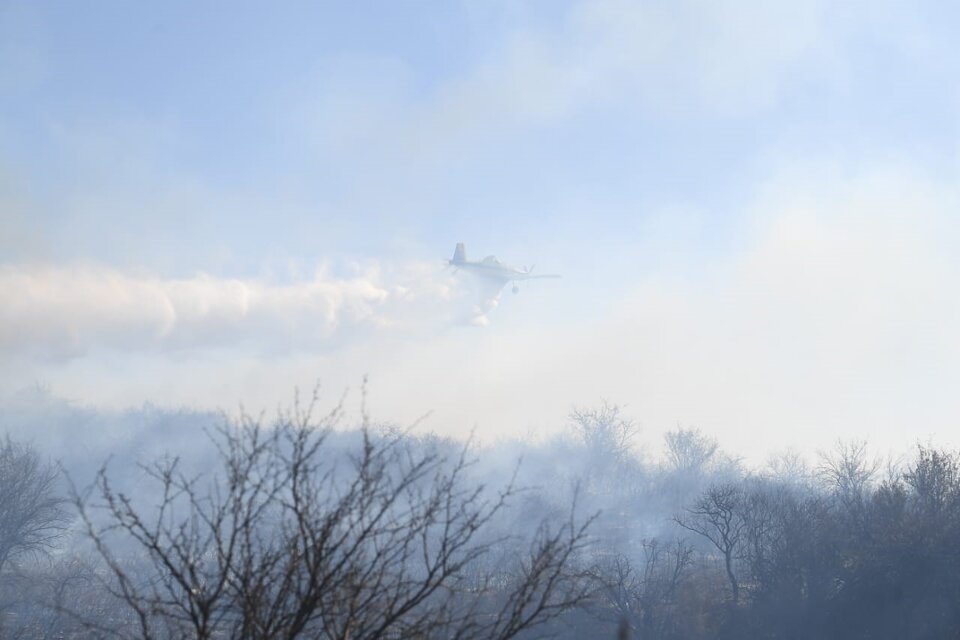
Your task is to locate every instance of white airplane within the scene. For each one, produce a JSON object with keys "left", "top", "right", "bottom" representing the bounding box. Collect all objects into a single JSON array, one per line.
[{"left": 447, "top": 242, "right": 560, "bottom": 295}]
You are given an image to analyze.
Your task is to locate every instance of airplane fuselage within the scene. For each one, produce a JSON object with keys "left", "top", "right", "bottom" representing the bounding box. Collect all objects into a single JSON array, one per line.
[
  {"left": 449, "top": 255, "right": 533, "bottom": 283},
  {"left": 447, "top": 243, "right": 560, "bottom": 294}
]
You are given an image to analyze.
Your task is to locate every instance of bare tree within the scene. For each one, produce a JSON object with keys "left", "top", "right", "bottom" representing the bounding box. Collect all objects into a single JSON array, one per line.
[
  {"left": 903, "top": 445, "right": 960, "bottom": 521},
  {"left": 593, "top": 538, "right": 693, "bottom": 638},
  {"left": 69, "top": 400, "right": 594, "bottom": 639},
  {"left": 818, "top": 440, "right": 878, "bottom": 504},
  {"left": 762, "top": 450, "right": 812, "bottom": 487},
  {"left": 663, "top": 428, "right": 717, "bottom": 476},
  {"left": 737, "top": 481, "right": 794, "bottom": 598},
  {"left": 0, "top": 435, "right": 69, "bottom": 638},
  {"left": 569, "top": 402, "right": 639, "bottom": 464},
  {"left": 0, "top": 435, "right": 68, "bottom": 574},
  {"left": 818, "top": 440, "right": 879, "bottom": 534},
  {"left": 674, "top": 483, "right": 745, "bottom": 605}
]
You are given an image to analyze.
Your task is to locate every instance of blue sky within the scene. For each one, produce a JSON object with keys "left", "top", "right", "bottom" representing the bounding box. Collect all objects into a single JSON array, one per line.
[{"left": 4, "top": 1, "right": 960, "bottom": 460}]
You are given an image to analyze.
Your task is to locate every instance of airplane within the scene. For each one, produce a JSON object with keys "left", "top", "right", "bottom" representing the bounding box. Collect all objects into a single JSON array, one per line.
[{"left": 447, "top": 242, "right": 560, "bottom": 295}]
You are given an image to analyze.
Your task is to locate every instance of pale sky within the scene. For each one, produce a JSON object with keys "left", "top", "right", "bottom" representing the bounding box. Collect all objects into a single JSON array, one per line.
[{"left": 3, "top": 0, "right": 960, "bottom": 461}]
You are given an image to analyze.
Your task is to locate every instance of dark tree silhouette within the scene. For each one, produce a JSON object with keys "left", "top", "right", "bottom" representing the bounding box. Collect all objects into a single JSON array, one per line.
[
  {"left": 674, "top": 483, "right": 745, "bottom": 605},
  {"left": 70, "top": 401, "right": 594, "bottom": 639},
  {"left": 592, "top": 538, "right": 693, "bottom": 639}
]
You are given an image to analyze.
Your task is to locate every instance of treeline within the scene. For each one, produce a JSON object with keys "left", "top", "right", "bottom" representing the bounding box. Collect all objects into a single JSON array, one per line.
[
  {"left": 590, "top": 442, "right": 960, "bottom": 639},
  {"left": 1, "top": 393, "right": 959, "bottom": 638}
]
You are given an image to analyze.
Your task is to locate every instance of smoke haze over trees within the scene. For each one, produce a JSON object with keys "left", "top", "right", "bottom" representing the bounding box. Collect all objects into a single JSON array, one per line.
[
  {"left": 5, "top": 1, "right": 960, "bottom": 637},
  {"left": 2, "top": 389, "right": 960, "bottom": 638}
]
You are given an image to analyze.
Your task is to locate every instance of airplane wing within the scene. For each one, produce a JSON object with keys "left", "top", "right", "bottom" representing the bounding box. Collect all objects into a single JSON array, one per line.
[{"left": 513, "top": 273, "right": 561, "bottom": 280}]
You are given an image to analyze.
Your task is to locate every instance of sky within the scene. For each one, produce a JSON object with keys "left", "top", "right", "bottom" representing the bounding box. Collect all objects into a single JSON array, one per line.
[{"left": 3, "top": 0, "right": 960, "bottom": 461}]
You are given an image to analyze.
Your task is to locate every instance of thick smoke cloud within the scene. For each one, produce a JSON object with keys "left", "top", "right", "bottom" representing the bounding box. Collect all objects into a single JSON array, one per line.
[{"left": 0, "top": 262, "right": 477, "bottom": 360}]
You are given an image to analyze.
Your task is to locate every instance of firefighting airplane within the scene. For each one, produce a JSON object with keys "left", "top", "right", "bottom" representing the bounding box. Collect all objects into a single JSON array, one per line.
[{"left": 447, "top": 242, "right": 560, "bottom": 295}]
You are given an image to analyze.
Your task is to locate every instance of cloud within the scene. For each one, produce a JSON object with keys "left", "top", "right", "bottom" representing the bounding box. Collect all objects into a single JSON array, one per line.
[{"left": 0, "top": 261, "right": 472, "bottom": 361}]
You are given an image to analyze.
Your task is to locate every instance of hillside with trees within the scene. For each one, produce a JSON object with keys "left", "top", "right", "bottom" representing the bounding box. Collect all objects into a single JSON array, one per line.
[{"left": 2, "top": 392, "right": 959, "bottom": 638}]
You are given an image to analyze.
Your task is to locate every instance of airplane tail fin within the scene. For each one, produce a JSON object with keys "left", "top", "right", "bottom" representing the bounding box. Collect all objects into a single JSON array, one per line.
[{"left": 451, "top": 242, "right": 466, "bottom": 264}]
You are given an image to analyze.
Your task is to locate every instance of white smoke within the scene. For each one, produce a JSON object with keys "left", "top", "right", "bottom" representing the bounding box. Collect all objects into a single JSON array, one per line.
[{"left": 0, "top": 261, "right": 468, "bottom": 360}]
